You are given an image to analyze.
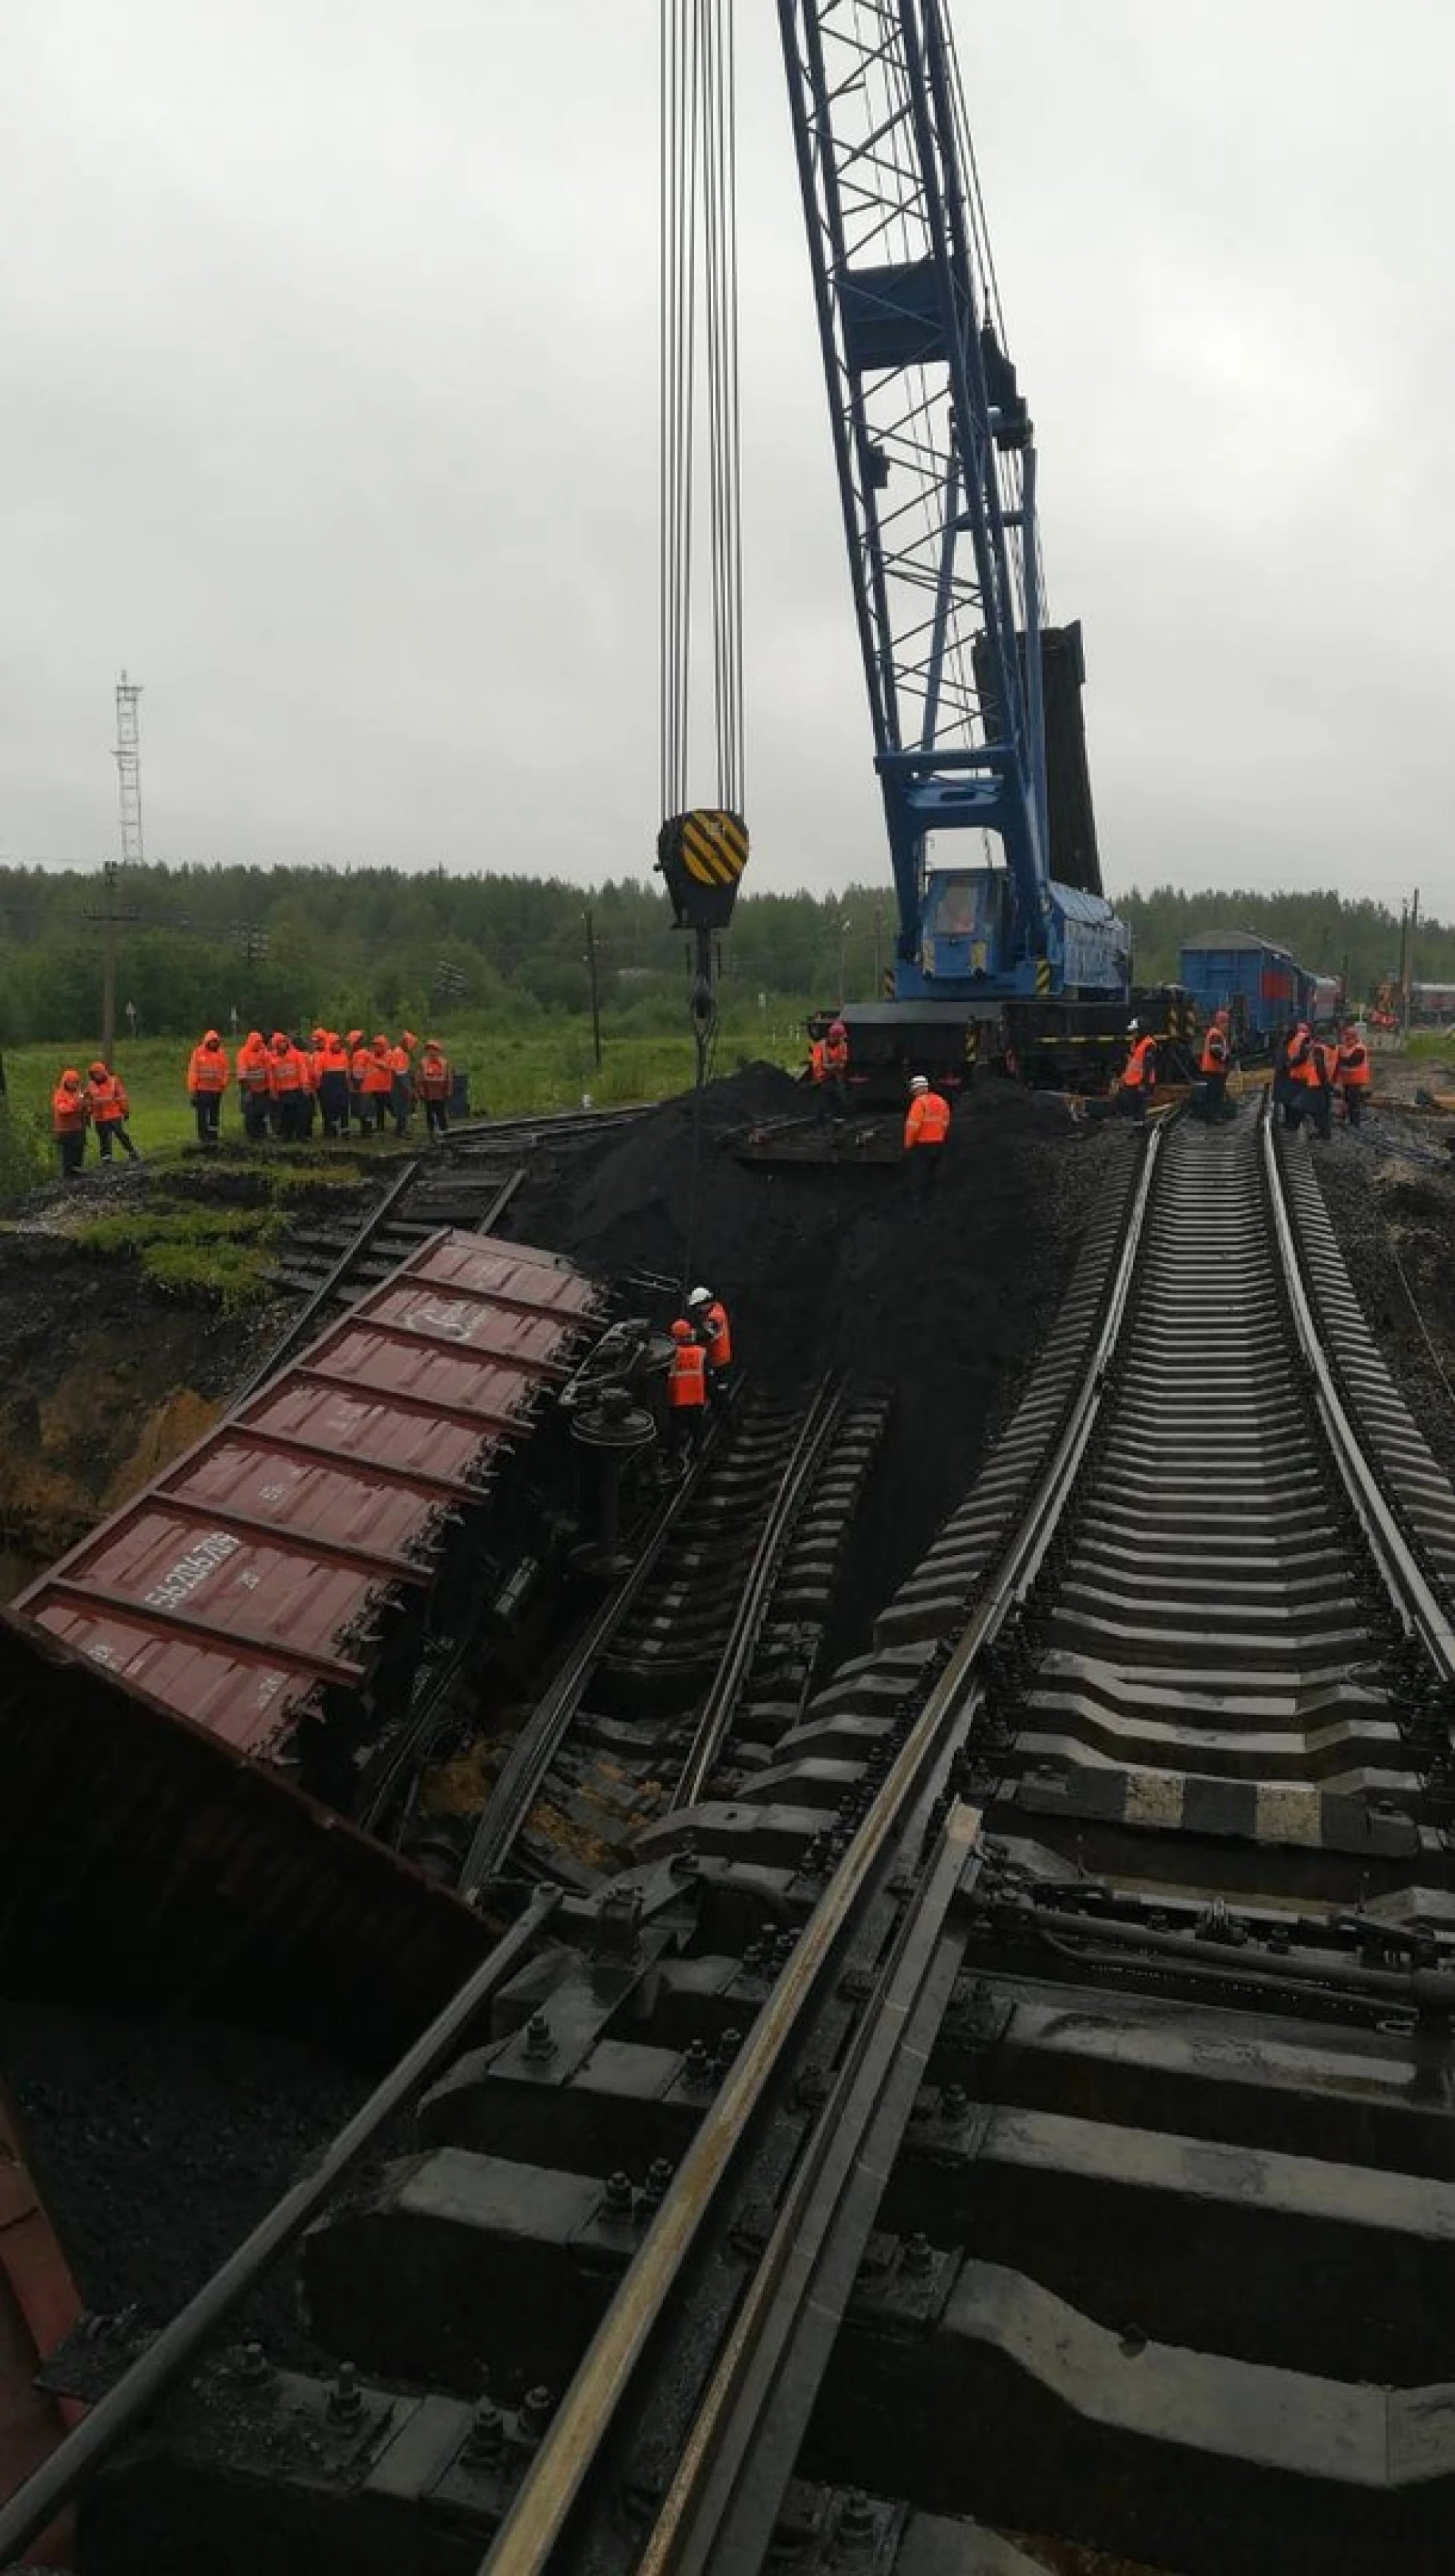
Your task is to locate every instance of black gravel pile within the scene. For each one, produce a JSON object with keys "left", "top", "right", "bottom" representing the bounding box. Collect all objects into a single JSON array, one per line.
[
  {"left": 1313, "top": 1135, "right": 1455, "bottom": 1490},
  {"left": 0, "top": 2003, "right": 365, "bottom": 2359},
  {"left": 532, "top": 1063, "right": 1128, "bottom": 1651}
]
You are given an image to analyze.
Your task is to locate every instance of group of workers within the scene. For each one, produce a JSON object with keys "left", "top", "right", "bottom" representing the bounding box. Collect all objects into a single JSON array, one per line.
[
  {"left": 664, "top": 1284, "right": 733, "bottom": 1458},
  {"left": 1274, "top": 1020, "right": 1371, "bottom": 1137},
  {"left": 189, "top": 1029, "right": 455, "bottom": 1148},
  {"left": 49, "top": 1065, "right": 142, "bottom": 1175},
  {"left": 808, "top": 1019, "right": 953, "bottom": 1187}
]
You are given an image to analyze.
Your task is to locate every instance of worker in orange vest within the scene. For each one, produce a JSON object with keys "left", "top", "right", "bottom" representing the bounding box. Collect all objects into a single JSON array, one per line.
[
  {"left": 1281, "top": 1021, "right": 1317, "bottom": 1131},
  {"left": 1197, "top": 1010, "right": 1231, "bottom": 1121},
  {"left": 51, "top": 1067, "right": 90, "bottom": 1178},
  {"left": 1119, "top": 1022, "right": 1158, "bottom": 1120},
  {"left": 346, "top": 1031, "right": 371, "bottom": 1134},
  {"left": 235, "top": 1029, "right": 272, "bottom": 1142},
  {"left": 687, "top": 1284, "right": 732, "bottom": 1391},
  {"left": 187, "top": 1029, "right": 230, "bottom": 1145},
  {"left": 86, "top": 1061, "right": 140, "bottom": 1164},
  {"left": 387, "top": 1031, "right": 416, "bottom": 1138},
  {"left": 360, "top": 1034, "right": 394, "bottom": 1134},
  {"left": 1309, "top": 1031, "right": 1340, "bottom": 1142},
  {"left": 665, "top": 1316, "right": 708, "bottom": 1463},
  {"left": 317, "top": 1032, "right": 352, "bottom": 1139},
  {"left": 903, "top": 1073, "right": 951, "bottom": 1194},
  {"left": 1335, "top": 1023, "right": 1371, "bottom": 1128},
  {"left": 267, "top": 1030, "right": 308, "bottom": 1142},
  {"left": 413, "top": 1038, "right": 452, "bottom": 1139}
]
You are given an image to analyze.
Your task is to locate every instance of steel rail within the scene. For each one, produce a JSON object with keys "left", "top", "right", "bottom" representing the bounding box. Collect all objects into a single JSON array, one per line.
[
  {"left": 636, "top": 1802, "right": 983, "bottom": 2576},
  {"left": 671, "top": 1373, "right": 846, "bottom": 1811},
  {"left": 235, "top": 1152, "right": 421, "bottom": 1398},
  {"left": 480, "top": 1125, "right": 1162, "bottom": 2576},
  {"left": 0, "top": 1889, "right": 561, "bottom": 2573},
  {"left": 1260, "top": 1098, "right": 1455, "bottom": 1683}
]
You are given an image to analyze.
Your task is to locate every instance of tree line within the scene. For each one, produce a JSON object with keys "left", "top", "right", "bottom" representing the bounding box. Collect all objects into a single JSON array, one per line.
[{"left": 0, "top": 862, "right": 1439, "bottom": 1043}]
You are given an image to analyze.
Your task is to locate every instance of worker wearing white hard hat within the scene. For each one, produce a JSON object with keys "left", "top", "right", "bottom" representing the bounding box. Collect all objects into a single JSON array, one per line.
[{"left": 687, "top": 1283, "right": 733, "bottom": 1388}]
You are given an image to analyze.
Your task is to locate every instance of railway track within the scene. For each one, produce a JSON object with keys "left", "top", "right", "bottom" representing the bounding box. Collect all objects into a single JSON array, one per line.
[
  {"left": 458, "top": 1377, "right": 890, "bottom": 1895},
  {"left": 263, "top": 1105, "right": 651, "bottom": 1338},
  {"left": 13, "top": 1100, "right": 1455, "bottom": 2574}
]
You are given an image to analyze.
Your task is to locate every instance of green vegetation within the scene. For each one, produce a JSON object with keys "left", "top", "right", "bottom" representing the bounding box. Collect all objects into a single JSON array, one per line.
[
  {"left": 76, "top": 1199, "right": 285, "bottom": 1309},
  {"left": 0, "top": 864, "right": 1430, "bottom": 1063}
]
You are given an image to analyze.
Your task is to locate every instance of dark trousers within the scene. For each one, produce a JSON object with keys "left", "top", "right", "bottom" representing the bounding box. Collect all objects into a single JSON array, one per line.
[
  {"left": 277, "top": 1092, "right": 308, "bottom": 1142},
  {"left": 391, "top": 1075, "right": 411, "bottom": 1137},
  {"left": 909, "top": 1142, "right": 943, "bottom": 1195},
  {"left": 1200, "top": 1071, "right": 1228, "bottom": 1119},
  {"left": 1341, "top": 1086, "right": 1364, "bottom": 1128},
  {"left": 96, "top": 1119, "right": 139, "bottom": 1161},
  {"left": 669, "top": 1404, "right": 704, "bottom": 1463},
  {"left": 424, "top": 1097, "right": 449, "bottom": 1136},
  {"left": 318, "top": 1075, "right": 349, "bottom": 1138},
  {"left": 192, "top": 1091, "right": 221, "bottom": 1143},
  {"left": 241, "top": 1088, "right": 270, "bottom": 1141},
  {"left": 815, "top": 1075, "right": 847, "bottom": 1125},
  {"left": 1310, "top": 1083, "right": 1332, "bottom": 1141},
  {"left": 56, "top": 1130, "right": 85, "bottom": 1178}
]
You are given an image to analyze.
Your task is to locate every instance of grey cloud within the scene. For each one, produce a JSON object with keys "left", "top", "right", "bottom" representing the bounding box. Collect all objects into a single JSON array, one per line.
[{"left": 2, "top": 2, "right": 1452, "bottom": 910}]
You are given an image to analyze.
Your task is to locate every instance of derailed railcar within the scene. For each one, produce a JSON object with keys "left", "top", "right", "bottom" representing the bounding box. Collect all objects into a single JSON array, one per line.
[{"left": 11, "top": 1232, "right": 621, "bottom": 1820}]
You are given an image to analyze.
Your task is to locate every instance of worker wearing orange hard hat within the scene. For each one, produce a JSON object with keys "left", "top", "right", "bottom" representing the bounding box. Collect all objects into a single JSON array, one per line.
[{"left": 387, "top": 1031, "right": 416, "bottom": 1138}]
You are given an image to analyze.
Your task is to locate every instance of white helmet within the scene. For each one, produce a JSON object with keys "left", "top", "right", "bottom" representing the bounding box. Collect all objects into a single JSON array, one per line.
[
  {"left": 687, "top": 1285, "right": 712, "bottom": 1310},
  {"left": 1126, "top": 1020, "right": 1140, "bottom": 1034},
  {"left": 909, "top": 1075, "right": 929, "bottom": 1094}
]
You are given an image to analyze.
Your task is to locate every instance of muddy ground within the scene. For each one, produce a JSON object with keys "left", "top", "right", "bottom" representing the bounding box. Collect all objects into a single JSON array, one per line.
[{"left": 1310, "top": 1097, "right": 1455, "bottom": 1488}]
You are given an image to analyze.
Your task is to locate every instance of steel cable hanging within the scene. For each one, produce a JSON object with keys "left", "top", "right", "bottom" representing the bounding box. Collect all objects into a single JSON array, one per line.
[{"left": 660, "top": 0, "right": 745, "bottom": 823}]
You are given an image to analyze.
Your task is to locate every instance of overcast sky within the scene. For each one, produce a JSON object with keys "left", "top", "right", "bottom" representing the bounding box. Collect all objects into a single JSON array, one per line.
[{"left": 2, "top": 1, "right": 1451, "bottom": 910}]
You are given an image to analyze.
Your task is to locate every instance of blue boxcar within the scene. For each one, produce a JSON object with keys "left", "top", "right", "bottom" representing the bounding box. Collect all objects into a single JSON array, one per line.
[{"left": 1178, "top": 932, "right": 1316, "bottom": 1045}]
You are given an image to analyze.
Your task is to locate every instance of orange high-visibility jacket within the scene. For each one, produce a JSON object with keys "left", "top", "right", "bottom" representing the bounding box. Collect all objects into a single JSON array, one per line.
[
  {"left": 668, "top": 1341, "right": 708, "bottom": 1408},
  {"left": 415, "top": 1049, "right": 452, "bottom": 1100},
  {"left": 361, "top": 1046, "right": 393, "bottom": 1097},
  {"left": 1337, "top": 1037, "right": 1370, "bottom": 1088},
  {"left": 188, "top": 1039, "right": 230, "bottom": 1094},
  {"left": 268, "top": 1044, "right": 306, "bottom": 1096},
  {"left": 236, "top": 1038, "right": 271, "bottom": 1092},
  {"left": 699, "top": 1300, "right": 731, "bottom": 1369},
  {"left": 822, "top": 1032, "right": 849, "bottom": 1073},
  {"left": 86, "top": 1073, "right": 130, "bottom": 1125},
  {"left": 904, "top": 1090, "right": 950, "bottom": 1149},
  {"left": 1122, "top": 1035, "right": 1157, "bottom": 1091},
  {"left": 1200, "top": 1026, "right": 1230, "bottom": 1075},
  {"left": 52, "top": 1078, "right": 89, "bottom": 1135}
]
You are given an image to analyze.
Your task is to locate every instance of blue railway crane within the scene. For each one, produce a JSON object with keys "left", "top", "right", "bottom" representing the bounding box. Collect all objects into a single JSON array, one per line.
[{"left": 777, "top": 0, "right": 1134, "bottom": 1083}]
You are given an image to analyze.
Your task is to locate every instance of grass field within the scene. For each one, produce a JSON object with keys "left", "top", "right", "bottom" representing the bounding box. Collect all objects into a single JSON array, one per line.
[{"left": 0, "top": 1016, "right": 803, "bottom": 1192}]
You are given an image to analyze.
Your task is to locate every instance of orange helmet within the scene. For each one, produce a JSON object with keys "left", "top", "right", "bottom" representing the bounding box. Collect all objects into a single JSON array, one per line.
[{"left": 671, "top": 1318, "right": 694, "bottom": 1341}]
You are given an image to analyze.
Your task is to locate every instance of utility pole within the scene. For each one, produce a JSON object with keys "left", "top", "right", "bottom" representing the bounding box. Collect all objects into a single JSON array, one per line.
[
  {"left": 1405, "top": 886, "right": 1420, "bottom": 1036},
  {"left": 873, "top": 903, "right": 884, "bottom": 995},
  {"left": 92, "top": 672, "right": 144, "bottom": 1063},
  {"left": 584, "top": 909, "right": 603, "bottom": 1067}
]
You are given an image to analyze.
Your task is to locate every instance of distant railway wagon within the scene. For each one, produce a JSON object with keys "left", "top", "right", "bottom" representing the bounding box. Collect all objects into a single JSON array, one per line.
[
  {"left": 1410, "top": 981, "right": 1455, "bottom": 1025},
  {"left": 1178, "top": 930, "right": 1316, "bottom": 1047}
]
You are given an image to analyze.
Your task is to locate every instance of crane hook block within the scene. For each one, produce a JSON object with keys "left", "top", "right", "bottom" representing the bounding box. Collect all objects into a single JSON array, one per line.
[{"left": 656, "top": 807, "right": 749, "bottom": 934}]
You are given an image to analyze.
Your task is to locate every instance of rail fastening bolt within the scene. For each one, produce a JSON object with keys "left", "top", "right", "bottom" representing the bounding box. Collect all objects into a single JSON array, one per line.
[
  {"left": 902, "top": 2232, "right": 934, "bottom": 2278},
  {"left": 327, "top": 2362, "right": 363, "bottom": 2424},
  {"left": 604, "top": 2168, "right": 634, "bottom": 2214},
  {"left": 524, "top": 2011, "right": 556, "bottom": 2062}
]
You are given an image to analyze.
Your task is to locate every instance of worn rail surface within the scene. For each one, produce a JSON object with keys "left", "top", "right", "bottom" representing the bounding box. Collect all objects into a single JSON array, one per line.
[{"left": 16, "top": 1100, "right": 1455, "bottom": 2576}]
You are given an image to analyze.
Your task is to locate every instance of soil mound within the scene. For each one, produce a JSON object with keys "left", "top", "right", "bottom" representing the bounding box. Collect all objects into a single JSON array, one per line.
[{"left": 527, "top": 1066, "right": 1131, "bottom": 1651}]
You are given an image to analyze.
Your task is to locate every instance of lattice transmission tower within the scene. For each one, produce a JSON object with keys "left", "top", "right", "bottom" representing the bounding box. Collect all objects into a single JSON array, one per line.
[{"left": 113, "top": 669, "right": 144, "bottom": 864}]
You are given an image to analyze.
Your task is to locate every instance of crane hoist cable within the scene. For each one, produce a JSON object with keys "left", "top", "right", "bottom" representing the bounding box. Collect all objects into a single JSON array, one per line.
[{"left": 657, "top": 0, "right": 749, "bottom": 1100}]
